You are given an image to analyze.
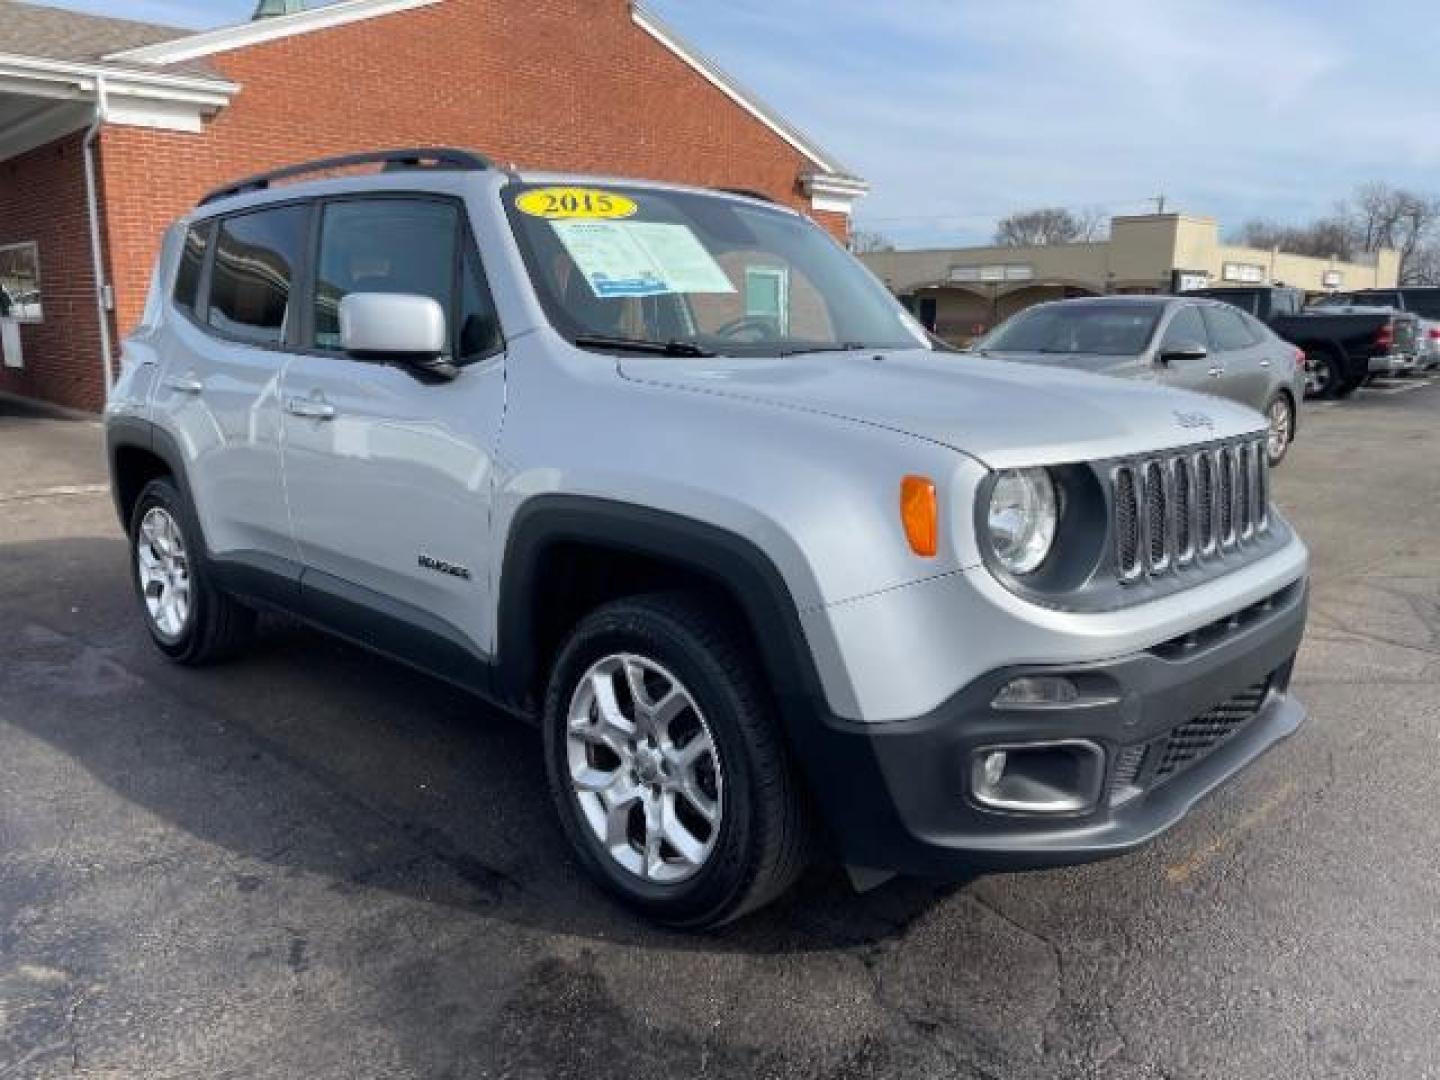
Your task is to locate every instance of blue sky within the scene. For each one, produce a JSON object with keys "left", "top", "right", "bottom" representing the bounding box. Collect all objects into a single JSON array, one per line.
[{"left": 52, "top": 0, "right": 1440, "bottom": 248}]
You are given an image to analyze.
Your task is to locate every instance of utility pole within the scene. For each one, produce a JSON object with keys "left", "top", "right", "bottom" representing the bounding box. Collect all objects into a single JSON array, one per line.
[{"left": 1152, "top": 193, "right": 1167, "bottom": 215}]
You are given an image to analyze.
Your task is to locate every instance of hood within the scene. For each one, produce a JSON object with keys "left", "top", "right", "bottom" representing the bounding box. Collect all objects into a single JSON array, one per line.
[{"left": 618, "top": 348, "right": 1265, "bottom": 470}]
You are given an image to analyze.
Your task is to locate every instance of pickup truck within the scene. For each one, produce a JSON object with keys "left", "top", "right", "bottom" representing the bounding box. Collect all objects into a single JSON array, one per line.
[
  {"left": 1183, "top": 285, "right": 1419, "bottom": 398},
  {"left": 1312, "top": 287, "right": 1440, "bottom": 371}
]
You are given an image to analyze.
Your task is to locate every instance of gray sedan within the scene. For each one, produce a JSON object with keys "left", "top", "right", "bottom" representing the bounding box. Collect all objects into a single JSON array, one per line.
[{"left": 975, "top": 296, "right": 1306, "bottom": 465}]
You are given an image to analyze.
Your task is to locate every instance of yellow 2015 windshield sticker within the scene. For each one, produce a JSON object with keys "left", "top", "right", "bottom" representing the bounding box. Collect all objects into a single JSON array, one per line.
[{"left": 515, "top": 187, "right": 638, "bottom": 220}]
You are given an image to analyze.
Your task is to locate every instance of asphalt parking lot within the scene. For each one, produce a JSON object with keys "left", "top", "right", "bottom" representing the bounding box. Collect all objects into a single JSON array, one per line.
[{"left": 3, "top": 381, "right": 1439, "bottom": 1080}]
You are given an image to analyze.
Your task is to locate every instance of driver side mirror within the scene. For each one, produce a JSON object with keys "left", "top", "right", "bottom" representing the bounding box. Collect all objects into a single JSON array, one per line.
[
  {"left": 340, "top": 292, "right": 457, "bottom": 379},
  {"left": 1158, "top": 340, "right": 1207, "bottom": 365}
]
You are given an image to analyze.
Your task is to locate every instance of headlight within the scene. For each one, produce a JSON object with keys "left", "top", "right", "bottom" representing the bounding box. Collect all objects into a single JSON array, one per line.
[{"left": 986, "top": 468, "right": 1058, "bottom": 575}]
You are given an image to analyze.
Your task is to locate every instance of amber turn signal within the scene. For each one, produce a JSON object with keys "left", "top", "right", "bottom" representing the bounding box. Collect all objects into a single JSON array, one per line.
[{"left": 900, "top": 475, "right": 938, "bottom": 557}]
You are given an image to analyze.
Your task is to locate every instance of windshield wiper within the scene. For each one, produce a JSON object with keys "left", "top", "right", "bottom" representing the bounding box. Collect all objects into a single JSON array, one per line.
[
  {"left": 778, "top": 342, "right": 870, "bottom": 356},
  {"left": 573, "top": 334, "right": 716, "bottom": 357}
]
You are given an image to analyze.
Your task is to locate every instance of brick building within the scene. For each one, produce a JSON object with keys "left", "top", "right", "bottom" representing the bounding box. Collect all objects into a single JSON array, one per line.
[{"left": 0, "top": 0, "right": 867, "bottom": 412}]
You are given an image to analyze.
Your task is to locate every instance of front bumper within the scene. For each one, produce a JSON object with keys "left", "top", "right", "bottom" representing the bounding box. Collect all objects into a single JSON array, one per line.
[{"left": 804, "top": 577, "right": 1308, "bottom": 878}]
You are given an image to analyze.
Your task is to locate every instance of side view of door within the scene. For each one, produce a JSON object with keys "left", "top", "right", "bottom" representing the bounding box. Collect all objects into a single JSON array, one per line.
[
  {"left": 150, "top": 205, "right": 310, "bottom": 570},
  {"left": 277, "top": 195, "right": 508, "bottom": 686},
  {"left": 1154, "top": 302, "right": 1218, "bottom": 397},
  {"left": 1200, "top": 302, "right": 1269, "bottom": 409}
]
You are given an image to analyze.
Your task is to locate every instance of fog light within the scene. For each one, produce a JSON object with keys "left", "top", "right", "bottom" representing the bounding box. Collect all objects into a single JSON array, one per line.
[
  {"left": 992, "top": 675, "right": 1080, "bottom": 709},
  {"left": 969, "top": 740, "right": 1105, "bottom": 815},
  {"left": 981, "top": 750, "right": 1008, "bottom": 788}
]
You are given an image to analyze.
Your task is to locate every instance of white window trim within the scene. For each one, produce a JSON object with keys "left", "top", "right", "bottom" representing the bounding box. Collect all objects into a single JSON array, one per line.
[
  {"left": 0, "top": 57, "right": 235, "bottom": 155},
  {"left": 106, "top": 0, "right": 443, "bottom": 66}
]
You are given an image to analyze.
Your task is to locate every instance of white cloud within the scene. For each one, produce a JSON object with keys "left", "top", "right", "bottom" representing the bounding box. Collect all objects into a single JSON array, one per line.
[{"left": 651, "top": 0, "right": 1440, "bottom": 246}]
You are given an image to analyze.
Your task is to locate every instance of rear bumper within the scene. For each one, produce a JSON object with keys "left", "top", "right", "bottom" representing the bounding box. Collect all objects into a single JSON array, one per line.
[
  {"left": 803, "top": 578, "right": 1308, "bottom": 878},
  {"left": 1370, "top": 352, "right": 1416, "bottom": 374}
]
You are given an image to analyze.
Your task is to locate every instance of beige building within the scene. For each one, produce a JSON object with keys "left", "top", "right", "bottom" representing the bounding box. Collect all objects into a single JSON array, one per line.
[{"left": 860, "top": 213, "right": 1400, "bottom": 344}]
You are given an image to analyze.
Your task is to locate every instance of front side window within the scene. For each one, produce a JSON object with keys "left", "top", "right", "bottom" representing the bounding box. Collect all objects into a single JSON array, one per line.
[
  {"left": 207, "top": 205, "right": 308, "bottom": 347},
  {"left": 503, "top": 183, "right": 927, "bottom": 356},
  {"left": 981, "top": 303, "right": 1163, "bottom": 356},
  {"left": 314, "top": 199, "right": 462, "bottom": 352}
]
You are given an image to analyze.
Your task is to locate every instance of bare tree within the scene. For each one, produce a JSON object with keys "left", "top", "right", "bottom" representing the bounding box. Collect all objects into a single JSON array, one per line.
[
  {"left": 1345, "top": 182, "right": 1440, "bottom": 281},
  {"left": 1229, "top": 216, "right": 1357, "bottom": 260},
  {"left": 849, "top": 229, "right": 895, "bottom": 255},
  {"left": 994, "top": 207, "right": 1090, "bottom": 246},
  {"left": 1075, "top": 206, "right": 1110, "bottom": 242}
]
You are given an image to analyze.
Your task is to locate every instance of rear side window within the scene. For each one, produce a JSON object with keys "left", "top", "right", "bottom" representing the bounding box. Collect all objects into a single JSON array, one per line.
[
  {"left": 313, "top": 199, "right": 461, "bottom": 351},
  {"left": 1241, "top": 313, "right": 1272, "bottom": 342},
  {"left": 1160, "top": 305, "right": 1208, "bottom": 350},
  {"left": 172, "top": 222, "right": 211, "bottom": 316},
  {"left": 1202, "top": 305, "right": 1258, "bottom": 350},
  {"left": 207, "top": 205, "right": 308, "bottom": 347}
]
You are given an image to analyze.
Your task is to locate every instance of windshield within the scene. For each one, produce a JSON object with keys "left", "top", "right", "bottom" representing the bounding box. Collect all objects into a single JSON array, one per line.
[
  {"left": 503, "top": 182, "right": 928, "bottom": 356},
  {"left": 979, "top": 302, "right": 1162, "bottom": 356}
]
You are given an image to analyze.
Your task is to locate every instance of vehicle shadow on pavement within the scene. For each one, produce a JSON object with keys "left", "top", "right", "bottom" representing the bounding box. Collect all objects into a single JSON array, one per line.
[{"left": 0, "top": 535, "right": 969, "bottom": 958}]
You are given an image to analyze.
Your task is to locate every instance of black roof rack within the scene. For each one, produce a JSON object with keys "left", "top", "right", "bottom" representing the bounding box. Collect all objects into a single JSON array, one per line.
[{"left": 197, "top": 147, "right": 493, "bottom": 207}]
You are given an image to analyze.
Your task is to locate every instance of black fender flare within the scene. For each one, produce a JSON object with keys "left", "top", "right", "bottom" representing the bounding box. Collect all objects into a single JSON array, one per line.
[
  {"left": 104, "top": 417, "right": 196, "bottom": 535},
  {"left": 494, "top": 494, "right": 829, "bottom": 716}
]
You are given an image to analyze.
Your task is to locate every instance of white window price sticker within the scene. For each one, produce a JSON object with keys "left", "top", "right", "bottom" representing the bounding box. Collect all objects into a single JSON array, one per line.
[{"left": 552, "top": 220, "right": 736, "bottom": 299}]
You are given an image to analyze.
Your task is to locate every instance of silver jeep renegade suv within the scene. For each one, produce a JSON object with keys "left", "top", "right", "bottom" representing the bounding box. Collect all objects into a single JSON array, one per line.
[{"left": 105, "top": 149, "right": 1309, "bottom": 927}]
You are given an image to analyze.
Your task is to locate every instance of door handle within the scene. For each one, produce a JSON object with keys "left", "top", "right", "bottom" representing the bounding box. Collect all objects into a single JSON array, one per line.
[
  {"left": 163, "top": 373, "right": 204, "bottom": 394},
  {"left": 1259, "top": 358, "right": 1272, "bottom": 368},
  {"left": 1207, "top": 367, "right": 1224, "bottom": 378},
  {"left": 285, "top": 396, "right": 336, "bottom": 420}
]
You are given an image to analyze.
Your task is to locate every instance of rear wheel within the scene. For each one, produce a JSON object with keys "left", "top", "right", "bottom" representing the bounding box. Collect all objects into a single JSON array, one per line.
[
  {"left": 130, "top": 478, "right": 255, "bottom": 664},
  {"left": 542, "top": 592, "right": 811, "bottom": 928},
  {"left": 1307, "top": 347, "right": 1347, "bottom": 400}
]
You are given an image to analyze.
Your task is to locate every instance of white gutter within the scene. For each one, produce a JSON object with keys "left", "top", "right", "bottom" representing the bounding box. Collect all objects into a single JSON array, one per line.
[{"left": 81, "top": 75, "right": 114, "bottom": 398}]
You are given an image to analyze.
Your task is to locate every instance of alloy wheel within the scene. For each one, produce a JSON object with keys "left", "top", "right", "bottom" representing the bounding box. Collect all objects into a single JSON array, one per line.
[
  {"left": 136, "top": 507, "right": 192, "bottom": 641},
  {"left": 565, "top": 653, "right": 723, "bottom": 884},
  {"left": 1267, "top": 398, "right": 1292, "bottom": 462}
]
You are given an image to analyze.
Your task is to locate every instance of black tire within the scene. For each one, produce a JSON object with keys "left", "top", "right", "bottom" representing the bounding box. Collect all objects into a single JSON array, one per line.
[
  {"left": 1309, "top": 347, "right": 1348, "bottom": 400},
  {"left": 129, "top": 477, "right": 255, "bottom": 664},
  {"left": 542, "top": 592, "right": 811, "bottom": 928},
  {"left": 1264, "top": 392, "right": 1295, "bottom": 467}
]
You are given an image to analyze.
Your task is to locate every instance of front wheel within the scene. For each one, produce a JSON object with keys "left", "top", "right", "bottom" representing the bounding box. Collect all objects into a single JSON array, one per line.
[
  {"left": 542, "top": 593, "right": 811, "bottom": 928},
  {"left": 1264, "top": 393, "right": 1295, "bottom": 466}
]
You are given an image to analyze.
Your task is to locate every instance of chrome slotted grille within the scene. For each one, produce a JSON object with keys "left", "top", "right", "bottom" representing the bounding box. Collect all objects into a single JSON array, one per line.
[
  {"left": 1112, "top": 437, "right": 1271, "bottom": 585},
  {"left": 1217, "top": 448, "right": 1235, "bottom": 546},
  {"left": 1114, "top": 466, "right": 1141, "bottom": 580}
]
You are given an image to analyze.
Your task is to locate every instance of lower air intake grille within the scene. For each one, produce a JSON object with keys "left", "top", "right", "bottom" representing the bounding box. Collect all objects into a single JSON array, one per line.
[{"left": 1153, "top": 680, "right": 1270, "bottom": 781}]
